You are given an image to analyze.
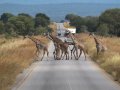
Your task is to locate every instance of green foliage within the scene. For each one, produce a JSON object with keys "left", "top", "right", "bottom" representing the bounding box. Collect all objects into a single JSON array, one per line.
[
  {"left": 4, "top": 22, "right": 15, "bottom": 34},
  {"left": 35, "top": 27, "right": 47, "bottom": 35},
  {"left": 65, "top": 8, "right": 120, "bottom": 37},
  {"left": 35, "top": 13, "right": 50, "bottom": 27},
  {"left": 0, "top": 13, "right": 14, "bottom": 23},
  {"left": 65, "top": 14, "right": 96, "bottom": 33},
  {"left": 97, "top": 24, "right": 109, "bottom": 36},
  {"left": 84, "top": 16, "right": 99, "bottom": 32},
  {"left": 99, "top": 8, "right": 120, "bottom": 36},
  {"left": 18, "top": 13, "right": 32, "bottom": 18},
  {"left": 80, "top": 25, "right": 88, "bottom": 33},
  {"left": 65, "top": 14, "right": 84, "bottom": 28},
  {"left": 8, "top": 15, "right": 35, "bottom": 36},
  {"left": 0, "top": 21, "right": 4, "bottom": 34},
  {"left": 0, "top": 12, "right": 50, "bottom": 37},
  {"left": 65, "top": 14, "right": 78, "bottom": 21},
  {"left": 76, "top": 25, "right": 88, "bottom": 33}
]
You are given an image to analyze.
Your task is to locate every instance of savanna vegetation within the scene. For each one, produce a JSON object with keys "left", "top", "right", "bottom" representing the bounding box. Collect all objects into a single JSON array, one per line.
[
  {"left": 65, "top": 8, "right": 120, "bottom": 82},
  {"left": 0, "top": 13, "right": 56, "bottom": 90},
  {"left": 0, "top": 13, "right": 52, "bottom": 38},
  {"left": 65, "top": 8, "right": 120, "bottom": 37},
  {"left": 0, "top": 8, "right": 120, "bottom": 90},
  {"left": 75, "top": 33, "right": 120, "bottom": 82}
]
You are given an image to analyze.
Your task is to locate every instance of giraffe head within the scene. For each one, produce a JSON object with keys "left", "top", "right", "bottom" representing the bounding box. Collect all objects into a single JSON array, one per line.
[
  {"left": 23, "top": 35, "right": 28, "bottom": 40},
  {"left": 64, "top": 29, "right": 71, "bottom": 37},
  {"left": 89, "top": 32, "right": 95, "bottom": 37},
  {"left": 44, "top": 32, "right": 51, "bottom": 39}
]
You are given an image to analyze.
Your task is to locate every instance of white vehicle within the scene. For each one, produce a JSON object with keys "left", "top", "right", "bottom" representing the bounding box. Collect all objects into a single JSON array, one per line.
[
  {"left": 64, "top": 37, "right": 74, "bottom": 45},
  {"left": 67, "top": 28, "right": 76, "bottom": 33}
]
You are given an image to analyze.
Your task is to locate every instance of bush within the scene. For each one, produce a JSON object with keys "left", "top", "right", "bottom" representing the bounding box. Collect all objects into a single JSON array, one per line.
[{"left": 96, "top": 24, "right": 109, "bottom": 36}]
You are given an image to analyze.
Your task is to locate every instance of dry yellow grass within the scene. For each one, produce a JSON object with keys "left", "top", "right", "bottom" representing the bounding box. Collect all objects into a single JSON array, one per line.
[
  {"left": 64, "top": 22, "right": 75, "bottom": 28},
  {"left": 0, "top": 36, "right": 48, "bottom": 90},
  {"left": 49, "top": 22, "right": 57, "bottom": 35},
  {"left": 76, "top": 33, "right": 120, "bottom": 82}
]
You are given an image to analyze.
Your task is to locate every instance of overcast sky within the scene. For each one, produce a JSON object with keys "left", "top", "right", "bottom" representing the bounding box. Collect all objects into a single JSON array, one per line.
[{"left": 0, "top": 0, "right": 119, "bottom": 4}]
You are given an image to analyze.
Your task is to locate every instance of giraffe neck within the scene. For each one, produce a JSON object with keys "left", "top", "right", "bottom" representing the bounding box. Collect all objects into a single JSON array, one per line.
[
  {"left": 69, "top": 33, "right": 78, "bottom": 44},
  {"left": 92, "top": 35, "right": 99, "bottom": 45},
  {"left": 28, "top": 37, "right": 40, "bottom": 44},
  {"left": 28, "top": 37, "right": 36, "bottom": 42},
  {"left": 49, "top": 34, "right": 57, "bottom": 43},
  {"left": 49, "top": 34, "right": 54, "bottom": 40}
]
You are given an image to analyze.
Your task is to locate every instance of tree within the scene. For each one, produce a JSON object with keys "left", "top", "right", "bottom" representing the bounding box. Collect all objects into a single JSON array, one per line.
[
  {"left": 0, "top": 13, "right": 14, "bottom": 23},
  {"left": 84, "top": 16, "right": 99, "bottom": 32},
  {"left": 80, "top": 25, "right": 88, "bottom": 33},
  {"left": 4, "top": 22, "right": 15, "bottom": 34},
  {"left": 8, "top": 15, "right": 35, "bottom": 36},
  {"left": 65, "top": 14, "right": 86, "bottom": 31},
  {"left": 65, "top": 14, "right": 78, "bottom": 21},
  {"left": 35, "top": 27, "right": 47, "bottom": 35},
  {"left": 96, "top": 24, "right": 109, "bottom": 36},
  {"left": 99, "top": 8, "right": 120, "bottom": 36},
  {"left": 0, "top": 21, "right": 4, "bottom": 34},
  {"left": 0, "top": 12, "right": 50, "bottom": 37},
  {"left": 18, "top": 13, "right": 32, "bottom": 18},
  {"left": 35, "top": 13, "right": 50, "bottom": 27}
]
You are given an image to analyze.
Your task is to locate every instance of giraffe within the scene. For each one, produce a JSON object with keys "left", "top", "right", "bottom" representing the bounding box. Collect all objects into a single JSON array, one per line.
[
  {"left": 45, "top": 33, "right": 62, "bottom": 60},
  {"left": 25, "top": 36, "right": 49, "bottom": 61},
  {"left": 59, "top": 41, "right": 69, "bottom": 60},
  {"left": 66, "top": 30, "right": 87, "bottom": 60},
  {"left": 65, "top": 30, "right": 79, "bottom": 60},
  {"left": 89, "top": 33, "right": 107, "bottom": 55},
  {"left": 46, "top": 33, "right": 69, "bottom": 60},
  {"left": 72, "top": 42, "right": 88, "bottom": 60}
]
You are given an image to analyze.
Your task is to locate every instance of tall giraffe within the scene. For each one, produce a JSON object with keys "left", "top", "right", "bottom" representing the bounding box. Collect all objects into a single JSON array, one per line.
[
  {"left": 65, "top": 30, "right": 79, "bottom": 60},
  {"left": 25, "top": 36, "right": 49, "bottom": 61},
  {"left": 47, "top": 33, "right": 62, "bottom": 60},
  {"left": 89, "top": 33, "right": 107, "bottom": 55},
  {"left": 66, "top": 30, "right": 87, "bottom": 60},
  {"left": 60, "top": 41, "right": 69, "bottom": 60},
  {"left": 46, "top": 33, "right": 69, "bottom": 60}
]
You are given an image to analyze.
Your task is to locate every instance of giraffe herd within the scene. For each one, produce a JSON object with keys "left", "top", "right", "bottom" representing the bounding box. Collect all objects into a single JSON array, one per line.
[{"left": 25, "top": 32, "right": 107, "bottom": 61}]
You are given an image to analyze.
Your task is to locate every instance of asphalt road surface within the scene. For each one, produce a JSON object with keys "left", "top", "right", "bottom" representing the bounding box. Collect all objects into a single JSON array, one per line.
[{"left": 12, "top": 23, "right": 120, "bottom": 90}]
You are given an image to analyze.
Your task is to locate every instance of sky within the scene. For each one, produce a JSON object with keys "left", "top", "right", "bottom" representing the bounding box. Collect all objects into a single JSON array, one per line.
[{"left": 0, "top": 0, "right": 120, "bottom": 4}]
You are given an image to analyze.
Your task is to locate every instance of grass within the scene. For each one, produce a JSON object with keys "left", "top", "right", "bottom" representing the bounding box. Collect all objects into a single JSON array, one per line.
[
  {"left": 0, "top": 36, "right": 48, "bottom": 90},
  {"left": 75, "top": 33, "right": 120, "bottom": 82},
  {"left": 49, "top": 22, "right": 57, "bottom": 35},
  {"left": 64, "top": 22, "right": 75, "bottom": 28}
]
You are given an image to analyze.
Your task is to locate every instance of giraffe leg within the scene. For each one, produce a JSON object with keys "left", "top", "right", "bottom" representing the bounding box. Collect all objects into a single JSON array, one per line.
[
  {"left": 47, "top": 50, "right": 49, "bottom": 57},
  {"left": 82, "top": 49, "right": 87, "bottom": 60},
  {"left": 67, "top": 52, "right": 69, "bottom": 60},
  {"left": 35, "top": 49, "right": 39, "bottom": 57},
  {"left": 75, "top": 47, "right": 79, "bottom": 60},
  {"left": 71, "top": 46, "right": 75, "bottom": 59},
  {"left": 78, "top": 49, "right": 82, "bottom": 60},
  {"left": 60, "top": 51, "right": 63, "bottom": 60},
  {"left": 73, "top": 48, "right": 76, "bottom": 59},
  {"left": 35, "top": 49, "right": 41, "bottom": 61},
  {"left": 41, "top": 50, "right": 45, "bottom": 61},
  {"left": 97, "top": 47, "right": 99, "bottom": 55},
  {"left": 73, "top": 47, "right": 78, "bottom": 60},
  {"left": 62, "top": 52, "right": 65, "bottom": 60},
  {"left": 65, "top": 53, "right": 67, "bottom": 60},
  {"left": 71, "top": 50, "right": 73, "bottom": 59},
  {"left": 46, "top": 49, "right": 49, "bottom": 61},
  {"left": 53, "top": 48, "right": 57, "bottom": 60}
]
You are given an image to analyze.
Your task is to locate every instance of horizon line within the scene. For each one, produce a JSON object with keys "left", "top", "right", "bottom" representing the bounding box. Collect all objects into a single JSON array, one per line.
[{"left": 0, "top": 2, "right": 120, "bottom": 5}]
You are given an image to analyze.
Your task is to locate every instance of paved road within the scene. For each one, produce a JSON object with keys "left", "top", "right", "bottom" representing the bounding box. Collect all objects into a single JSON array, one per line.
[{"left": 12, "top": 23, "right": 120, "bottom": 90}]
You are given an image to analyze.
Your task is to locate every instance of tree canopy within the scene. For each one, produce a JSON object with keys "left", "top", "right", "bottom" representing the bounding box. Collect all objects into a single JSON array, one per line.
[
  {"left": 0, "top": 12, "right": 50, "bottom": 37},
  {"left": 65, "top": 8, "right": 120, "bottom": 37}
]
